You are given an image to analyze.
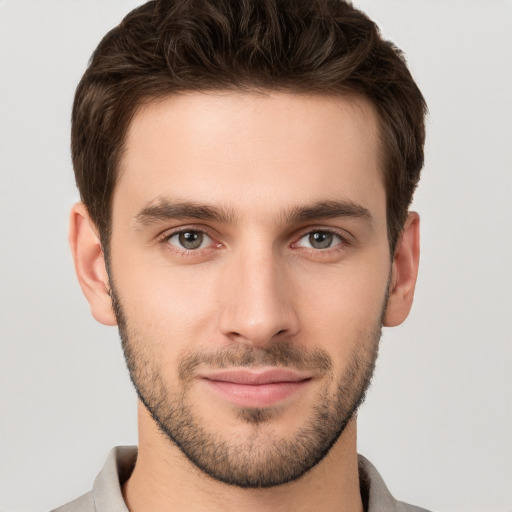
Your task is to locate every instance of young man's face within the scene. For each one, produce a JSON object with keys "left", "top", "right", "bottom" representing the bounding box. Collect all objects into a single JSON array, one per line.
[{"left": 82, "top": 92, "right": 415, "bottom": 487}]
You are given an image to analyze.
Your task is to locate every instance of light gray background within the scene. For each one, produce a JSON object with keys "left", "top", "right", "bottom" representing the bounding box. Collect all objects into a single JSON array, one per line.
[{"left": 1, "top": 1, "right": 511, "bottom": 511}]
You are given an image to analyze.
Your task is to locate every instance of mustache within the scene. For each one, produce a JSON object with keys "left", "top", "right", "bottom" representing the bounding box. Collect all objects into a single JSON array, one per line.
[{"left": 178, "top": 341, "right": 332, "bottom": 382}]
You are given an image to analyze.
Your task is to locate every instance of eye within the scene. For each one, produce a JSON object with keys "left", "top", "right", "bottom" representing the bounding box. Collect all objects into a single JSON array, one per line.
[
  {"left": 166, "top": 230, "right": 212, "bottom": 250},
  {"left": 296, "top": 230, "right": 344, "bottom": 250}
]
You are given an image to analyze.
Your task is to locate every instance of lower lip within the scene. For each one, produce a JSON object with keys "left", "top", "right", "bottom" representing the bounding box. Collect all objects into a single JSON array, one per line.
[{"left": 202, "top": 379, "right": 310, "bottom": 408}]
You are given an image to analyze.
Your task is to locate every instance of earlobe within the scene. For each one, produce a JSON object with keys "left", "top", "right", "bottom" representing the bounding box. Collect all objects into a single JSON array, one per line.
[
  {"left": 68, "top": 203, "right": 117, "bottom": 326},
  {"left": 383, "top": 212, "right": 420, "bottom": 327}
]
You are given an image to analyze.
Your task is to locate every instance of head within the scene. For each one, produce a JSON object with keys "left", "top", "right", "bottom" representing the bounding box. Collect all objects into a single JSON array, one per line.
[
  {"left": 70, "top": 0, "right": 425, "bottom": 489},
  {"left": 72, "top": 0, "right": 426, "bottom": 258}
]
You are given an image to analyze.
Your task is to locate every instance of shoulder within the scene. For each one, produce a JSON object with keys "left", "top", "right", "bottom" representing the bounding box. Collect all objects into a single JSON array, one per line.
[
  {"left": 395, "top": 501, "right": 432, "bottom": 512},
  {"left": 50, "top": 491, "right": 95, "bottom": 512},
  {"left": 49, "top": 446, "right": 136, "bottom": 512},
  {"left": 358, "top": 454, "right": 433, "bottom": 512}
]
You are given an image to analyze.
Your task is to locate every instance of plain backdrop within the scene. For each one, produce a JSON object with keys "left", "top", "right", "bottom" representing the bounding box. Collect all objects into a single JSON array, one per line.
[{"left": 1, "top": 1, "right": 511, "bottom": 511}]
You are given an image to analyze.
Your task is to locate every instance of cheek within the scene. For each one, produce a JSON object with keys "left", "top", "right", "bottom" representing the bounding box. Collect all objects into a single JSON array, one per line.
[
  {"left": 293, "top": 257, "right": 389, "bottom": 360},
  {"left": 112, "top": 258, "right": 222, "bottom": 362}
]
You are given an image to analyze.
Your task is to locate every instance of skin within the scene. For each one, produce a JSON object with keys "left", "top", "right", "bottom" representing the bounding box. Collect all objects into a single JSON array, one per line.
[{"left": 69, "top": 91, "right": 420, "bottom": 512}]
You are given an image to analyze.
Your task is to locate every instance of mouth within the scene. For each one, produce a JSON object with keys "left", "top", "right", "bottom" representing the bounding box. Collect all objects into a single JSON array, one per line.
[{"left": 199, "top": 368, "right": 313, "bottom": 408}]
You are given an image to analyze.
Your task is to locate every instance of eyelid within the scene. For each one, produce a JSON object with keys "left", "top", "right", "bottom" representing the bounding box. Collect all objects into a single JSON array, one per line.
[
  {"left": 167, "top": 230, "right": 213, "bottom": 250},
  {"left": 158, "top": 224, "right": 216, "bottom": 241},
  {"left": 290, "top": 226, "right": 351, "bottom": 248},
  {"left": 157, "top": 225, "right": 221, "bottom": 254}
]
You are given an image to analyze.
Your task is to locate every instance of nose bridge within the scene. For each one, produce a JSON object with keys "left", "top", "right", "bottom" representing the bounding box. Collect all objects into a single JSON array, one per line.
[{"left": 218, "top": 239, "right": 298, "bottom": 346}]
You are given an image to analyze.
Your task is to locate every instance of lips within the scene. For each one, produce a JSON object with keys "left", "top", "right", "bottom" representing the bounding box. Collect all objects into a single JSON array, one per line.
[{"left": 200, "top": 368, "right": 312, "bottom": 408}]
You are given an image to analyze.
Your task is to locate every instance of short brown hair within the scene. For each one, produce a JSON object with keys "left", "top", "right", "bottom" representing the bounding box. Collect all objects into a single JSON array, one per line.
[{"left": 72, "top": 0, "right": 427, "bottom": 254}]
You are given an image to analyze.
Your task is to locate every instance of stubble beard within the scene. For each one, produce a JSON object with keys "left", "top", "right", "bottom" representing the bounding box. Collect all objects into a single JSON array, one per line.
[{"left": 111, "top": 285, "right": 383, "bottom": 488}]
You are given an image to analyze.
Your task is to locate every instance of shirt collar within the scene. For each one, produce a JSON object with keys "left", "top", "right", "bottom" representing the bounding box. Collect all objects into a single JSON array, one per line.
[{"left": 92, "top": 446, "right": 408, "bottom": 512}]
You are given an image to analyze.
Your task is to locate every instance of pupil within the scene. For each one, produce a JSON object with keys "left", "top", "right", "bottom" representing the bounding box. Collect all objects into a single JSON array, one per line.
[
  {"left": 179, "top": 231, "right": 203, "bottom": 249},
  {"left": 309, "top": 231, "right": 332, "bottom": 249}
]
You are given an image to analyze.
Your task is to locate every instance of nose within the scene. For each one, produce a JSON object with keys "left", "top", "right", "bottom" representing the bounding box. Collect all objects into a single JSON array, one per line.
[{"left": 218, "top": 246, "right": 300, "bottom": 348}]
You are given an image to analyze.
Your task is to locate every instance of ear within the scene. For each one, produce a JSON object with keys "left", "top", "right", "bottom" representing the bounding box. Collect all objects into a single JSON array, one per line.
[
  {"left": 383, "top": 212, "right": 420, "bottom": 327},
  {"left": 68, "top": 203, "right": 117, "bottom": 326}
]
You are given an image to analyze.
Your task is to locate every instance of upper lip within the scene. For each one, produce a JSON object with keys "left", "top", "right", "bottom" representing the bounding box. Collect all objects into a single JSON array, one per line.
[{"left": 201, "top": 368, "right": 312, "bottom": 385}]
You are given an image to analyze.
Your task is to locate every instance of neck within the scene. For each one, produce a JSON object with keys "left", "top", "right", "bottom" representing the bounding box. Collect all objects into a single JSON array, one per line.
[{"left": 122, "top": 402, "right": 363, "bottom": 512}]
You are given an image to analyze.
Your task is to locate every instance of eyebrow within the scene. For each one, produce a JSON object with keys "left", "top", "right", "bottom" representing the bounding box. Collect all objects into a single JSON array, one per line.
[
  {"left": 285, "top": 200, "right": 372, "bottom": 224},
  {"left": 134, "top": 200, "right": 236, "bottom": 226},
  {"left": 134, "top": 198, "right": 372, "bottom": 227}
]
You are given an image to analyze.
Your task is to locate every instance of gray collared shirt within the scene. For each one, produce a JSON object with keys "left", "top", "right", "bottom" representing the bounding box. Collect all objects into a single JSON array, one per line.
[{"left": 51, "top": 446, "right": 432, "bottom": 512}]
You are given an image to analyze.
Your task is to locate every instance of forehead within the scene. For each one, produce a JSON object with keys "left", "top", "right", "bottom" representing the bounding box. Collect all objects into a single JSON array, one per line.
[{"left": 115, "top": 91, "right": 384, "bottom": 226}]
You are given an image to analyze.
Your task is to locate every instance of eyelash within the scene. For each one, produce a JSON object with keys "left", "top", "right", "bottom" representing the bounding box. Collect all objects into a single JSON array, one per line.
[
  {"left": 292, "top": 229, "right": 348, "bottom": 252},
  {"left": 158, "top": 226, "right": 350, "bottom": 257},
  {"left": 158, "top": 227, "right": 220, "bottom": 257}
]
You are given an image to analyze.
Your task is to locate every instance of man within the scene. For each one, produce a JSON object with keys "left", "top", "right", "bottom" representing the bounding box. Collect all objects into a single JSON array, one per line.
[{"left": 57, "top": 0, "right": 428, "bottom": 510}]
